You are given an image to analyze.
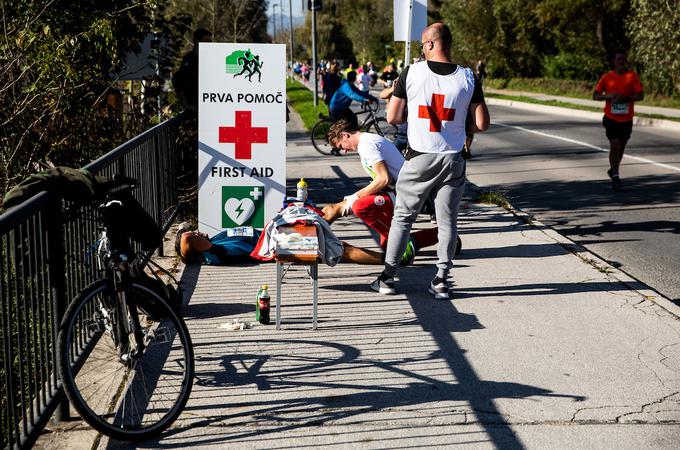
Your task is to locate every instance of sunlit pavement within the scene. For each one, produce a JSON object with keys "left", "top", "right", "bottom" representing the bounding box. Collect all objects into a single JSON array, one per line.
[{"left": 98, "top": 108, "right": 680, "bottom": 450}]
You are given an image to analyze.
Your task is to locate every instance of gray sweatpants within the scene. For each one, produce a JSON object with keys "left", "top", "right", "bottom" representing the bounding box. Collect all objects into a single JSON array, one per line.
[{"left": 384, "top": 151, "right": 466, "bottom": 277}]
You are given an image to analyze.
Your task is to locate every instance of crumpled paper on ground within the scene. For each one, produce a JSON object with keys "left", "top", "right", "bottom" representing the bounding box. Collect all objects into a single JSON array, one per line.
[{"left": 219, "top": 319, "right": 253, "bottom": 331}]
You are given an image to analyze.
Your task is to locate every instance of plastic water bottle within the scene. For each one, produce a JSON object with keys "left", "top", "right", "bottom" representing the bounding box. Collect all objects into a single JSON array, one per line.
[
  {"left": 256, "top": 285, "right": 271, "bottom": 325},
  {"left": 296, "top": 178, "right": 308, "bottom": 202}
]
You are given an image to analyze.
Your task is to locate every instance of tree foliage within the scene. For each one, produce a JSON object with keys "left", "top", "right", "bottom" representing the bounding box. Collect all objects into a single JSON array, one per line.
[
  {"left": 290, "top": 0, "right": 677, "bottom": 98},
  {"left": 437, "top": 0, "right": 678, "bottom": 97},
  {"left": 0, "top": 0, "right": 190, "bottom": 194},
  {"left": 295, "top": 0, "right": 356, "bottom": 63},
  {"left": 628, "top": 0, "right": 680, "bottom": 96},
  {"left": 438, "top": 0, "right": 629, "bottom": 80},
  {"left": 166, "top": 0, "right": 269, "bottom": 45},
  {"left": 295, "top": 0, "right": 395, "bottom": 65}
]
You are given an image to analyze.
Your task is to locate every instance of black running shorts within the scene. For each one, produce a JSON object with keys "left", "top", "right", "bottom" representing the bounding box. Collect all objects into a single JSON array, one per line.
[{"left": 602, "top": 115, "right": 633, "bottom": 141}]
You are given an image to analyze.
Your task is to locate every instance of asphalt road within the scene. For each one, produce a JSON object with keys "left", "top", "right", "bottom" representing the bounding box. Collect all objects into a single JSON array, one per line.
[{"left": 467, "top": 104, "right": 680, "bottom": 303}]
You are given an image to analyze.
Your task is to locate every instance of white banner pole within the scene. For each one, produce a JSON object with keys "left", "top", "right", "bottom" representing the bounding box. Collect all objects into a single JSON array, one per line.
[{"left": 404, "top": 0, "right": 413, "bottom": 68}]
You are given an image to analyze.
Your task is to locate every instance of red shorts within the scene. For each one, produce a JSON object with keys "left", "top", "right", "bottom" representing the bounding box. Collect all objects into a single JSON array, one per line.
[
  {"left": 351, "top": 193, "right": 394, "bottom": 249},
  {"left": 351, "top": 192, "right": 439, "bottom": 252}
]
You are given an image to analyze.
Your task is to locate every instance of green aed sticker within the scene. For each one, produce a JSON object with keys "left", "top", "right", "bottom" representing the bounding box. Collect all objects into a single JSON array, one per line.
[{"left": 221, "top": 186, "right": 265, "bottom": 228}]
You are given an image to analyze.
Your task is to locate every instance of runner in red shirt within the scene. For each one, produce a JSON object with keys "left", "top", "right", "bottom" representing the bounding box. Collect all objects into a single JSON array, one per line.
[{"left": 593, "top": 52, "right": 644, "bottom": 190}]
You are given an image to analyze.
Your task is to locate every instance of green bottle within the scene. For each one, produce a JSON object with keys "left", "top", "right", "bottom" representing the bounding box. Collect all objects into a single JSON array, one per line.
[{"left": 255, "top": 286, "right": 262, "bottom": 322}]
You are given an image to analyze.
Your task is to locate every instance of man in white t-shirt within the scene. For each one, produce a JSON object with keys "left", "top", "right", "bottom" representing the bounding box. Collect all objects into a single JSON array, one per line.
[{"left": 322, "top": 119, "right": 439, "bottom": 265}]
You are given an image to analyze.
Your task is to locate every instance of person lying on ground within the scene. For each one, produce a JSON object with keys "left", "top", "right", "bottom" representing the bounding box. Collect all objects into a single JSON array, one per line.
[{"left": 175, "top": 226, "right": 383, "bottom": 265}]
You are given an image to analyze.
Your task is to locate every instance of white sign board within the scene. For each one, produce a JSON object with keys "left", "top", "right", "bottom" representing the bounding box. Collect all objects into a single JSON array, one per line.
[
  {"left": 393, "top": 0, "right": 428, "bottom": 41},
  {"left": 198, "top": 43, "right": 286, "bottom": 234}
]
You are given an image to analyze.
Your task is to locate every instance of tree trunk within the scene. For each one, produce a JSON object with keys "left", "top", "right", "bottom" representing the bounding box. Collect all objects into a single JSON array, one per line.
[{"left": 596, "top": 16, "right": 604, "bottom": 52}]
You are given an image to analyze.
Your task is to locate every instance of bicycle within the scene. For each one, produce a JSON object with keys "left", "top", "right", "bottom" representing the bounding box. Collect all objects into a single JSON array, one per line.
[
  {"left": 311, "top": 101, "right": 399, "bottom": 156},
  {"left": 57, "top": 177, "right": 194, "bottom": 441}
]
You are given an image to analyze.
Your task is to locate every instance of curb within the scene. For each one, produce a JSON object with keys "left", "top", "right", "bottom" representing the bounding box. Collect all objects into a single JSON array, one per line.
[
  {"left": 486, "top": 97, "right": 680, "bottom": 132},
  {"left": 468, "top": 182, "right": 680, "bottom": 320}
]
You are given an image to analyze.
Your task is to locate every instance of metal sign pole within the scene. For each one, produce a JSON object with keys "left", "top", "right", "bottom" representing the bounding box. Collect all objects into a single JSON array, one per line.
[
  {"left": 279, "top": 1, "right": 284, "bottom": 47},
  {"left": 311, "top": 3, "right": 318, "bottom": 107},
  {"left": 289, "top": 0, "right": 294, "bottom": 78},
  {"left": 272, "top": 3, "right": 278, "bottom": 42},
  {"left": 404, "top": 0, "right": 413, "bottom": 68}
]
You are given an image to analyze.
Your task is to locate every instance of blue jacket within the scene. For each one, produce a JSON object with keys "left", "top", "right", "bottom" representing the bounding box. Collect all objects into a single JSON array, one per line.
[{"left": 329, "top": 80, "right": 377, "bottom": 113}]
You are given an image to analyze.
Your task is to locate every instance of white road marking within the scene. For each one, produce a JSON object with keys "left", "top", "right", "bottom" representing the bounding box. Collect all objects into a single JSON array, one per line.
[{"left": 495, "top": 121, "right": 680, "bottom": 174}]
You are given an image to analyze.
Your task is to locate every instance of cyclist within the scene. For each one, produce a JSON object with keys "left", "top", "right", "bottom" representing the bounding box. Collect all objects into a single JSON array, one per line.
[
  {"left": 322, "top": 118, "right": 440, "bottom": 266},
  {"left": 329, "top": 70, "right": 378, "bottom": 129}
]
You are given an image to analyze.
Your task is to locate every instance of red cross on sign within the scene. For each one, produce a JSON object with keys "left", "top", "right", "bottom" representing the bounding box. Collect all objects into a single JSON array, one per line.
[
  {"left": 218, "top": 111, "right": 268, "bottom": 159},
  {"left": 418, "top": 93, "right": 455, "bottom": 132}
]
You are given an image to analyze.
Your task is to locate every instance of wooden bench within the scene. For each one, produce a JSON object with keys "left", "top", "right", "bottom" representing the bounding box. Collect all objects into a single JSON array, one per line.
[{"left": 273, "top": 223, "right": 320, "bottom": 329}]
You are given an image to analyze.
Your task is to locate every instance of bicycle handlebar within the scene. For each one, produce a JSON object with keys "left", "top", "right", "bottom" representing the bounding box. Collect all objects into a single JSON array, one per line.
[{"left": 361, "top": 100, "right": 380, "bottom": 114}]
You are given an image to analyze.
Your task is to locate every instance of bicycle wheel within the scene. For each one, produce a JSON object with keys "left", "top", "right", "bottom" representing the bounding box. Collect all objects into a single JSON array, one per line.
[
  {"left": 367, "top": 117, "right": 399, "bottom": 142},
  {"left": 58, "top": 279, "right": 194, "bottom": 441},
  {"left": 311, "top": 119, "right": 334, "bottom": 155}
]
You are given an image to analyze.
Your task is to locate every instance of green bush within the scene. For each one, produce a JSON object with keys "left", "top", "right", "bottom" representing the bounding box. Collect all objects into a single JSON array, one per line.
[
  {"left": 485, "top": 77, "right": 594, "bottom": 98},
  {"left": 484, "top": 76, "right": 680, "bottom": 108},
  {"left": 542, "top": 52, "right": 607, "bottom": 82}
]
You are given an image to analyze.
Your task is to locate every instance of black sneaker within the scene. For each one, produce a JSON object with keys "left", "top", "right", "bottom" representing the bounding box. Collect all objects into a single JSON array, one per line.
[
  {"left": 371, "top": 275, "right": 395, "bottom": 295},
  {"left": 612, "top": 176, "right": 621, "bottom": 190},
  {"left": 428, "top": 277, "right": 450, "bottom": 300},
  {"left": 607, "top": 168, "right": 614, "bottom": 179}
]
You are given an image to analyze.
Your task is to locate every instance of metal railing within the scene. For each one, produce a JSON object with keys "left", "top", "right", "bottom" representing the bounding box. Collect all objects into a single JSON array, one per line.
[{"left": 0, "top": 113, "right": 189, "bottom": 450}]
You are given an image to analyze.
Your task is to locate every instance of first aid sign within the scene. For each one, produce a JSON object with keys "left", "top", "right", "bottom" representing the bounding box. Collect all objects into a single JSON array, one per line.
[{"left": 198, "top": 43, "right": 286, "bottom": 234}]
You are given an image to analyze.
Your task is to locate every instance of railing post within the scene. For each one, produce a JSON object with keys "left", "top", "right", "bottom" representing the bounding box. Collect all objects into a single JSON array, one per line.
[
  {"left": 46, "top": 196, "right": 70, "bottom": 421},
  {"left": 154, "top": 134, "right": 164, "bottom": 257},
  {"left": 116, "top": 160, "right": 125, "bottom": 178}
]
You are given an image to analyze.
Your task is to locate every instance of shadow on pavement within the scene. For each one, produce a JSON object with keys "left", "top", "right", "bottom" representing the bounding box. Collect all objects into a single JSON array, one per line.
[
  {"left": 133, "top": 334, "right": 583, "bottom": 449},
  {"left": 178, "top": 262, "right": 200, "bottom": 306},
  {"left": 486, "top": 175, "right": 680, "bottom": 214},
  {"left": 183, "top": 301, "right": 254, "bottom": 319},
  {"left": 116, "top": 263, "right": 585, "bottom": 449}
]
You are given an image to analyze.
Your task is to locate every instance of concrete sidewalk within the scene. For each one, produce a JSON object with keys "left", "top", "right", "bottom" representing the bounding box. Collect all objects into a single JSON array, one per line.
[{"left": 94, "top": 111, "right": 680, "bottom": 449}]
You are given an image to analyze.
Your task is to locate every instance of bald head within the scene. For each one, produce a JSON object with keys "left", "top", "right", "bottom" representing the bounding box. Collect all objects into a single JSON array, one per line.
[
  {"left": 423, "top": 23, "right": 452, "bottom": 52},
  {"left": 420, "top": 23, "right": 452, "bottom": 62}
]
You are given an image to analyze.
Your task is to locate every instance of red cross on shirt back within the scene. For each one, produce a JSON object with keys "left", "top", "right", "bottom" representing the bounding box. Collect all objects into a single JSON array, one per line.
[
  {"left": 218, "top": 111, "right": 268, "bottom": 159},
  {"left": 418, "top": 93, "right": 455, "bottom": 132}
]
